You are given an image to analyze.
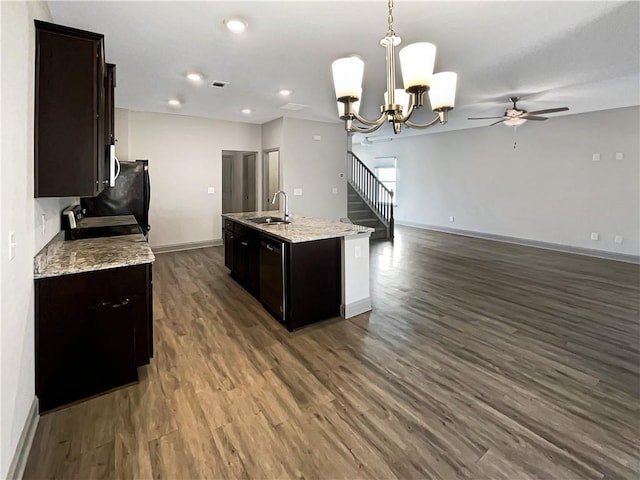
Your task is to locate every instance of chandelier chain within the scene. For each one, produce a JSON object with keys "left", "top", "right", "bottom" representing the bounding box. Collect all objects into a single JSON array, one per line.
[{"left": 387, "top": 0, "right": 395, "bottom": 36}]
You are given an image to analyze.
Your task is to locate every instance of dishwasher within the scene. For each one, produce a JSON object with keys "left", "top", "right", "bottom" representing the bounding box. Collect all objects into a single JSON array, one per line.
[{"left": 259, "top": 236, "right": 286, "bottom": 322}]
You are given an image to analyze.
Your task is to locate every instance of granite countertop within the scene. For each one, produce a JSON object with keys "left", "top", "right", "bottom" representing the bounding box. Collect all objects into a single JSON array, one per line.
[
  {"left": 34, "top": 231, "right": 155, "bottom": 279},
  {"left": 78, "top": 214, "right": 138, "bottom": 228},
  {"left": 222, "top": 211, "right": 374, "bottom": 243}
]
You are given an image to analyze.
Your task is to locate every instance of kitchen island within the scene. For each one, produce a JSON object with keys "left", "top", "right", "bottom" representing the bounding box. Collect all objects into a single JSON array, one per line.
[
  {"left": 222, "top": 211, "right": 373, "bottom": 331},
  {"left": 33, "top": 226, "right": 154, "bottom": 412}
]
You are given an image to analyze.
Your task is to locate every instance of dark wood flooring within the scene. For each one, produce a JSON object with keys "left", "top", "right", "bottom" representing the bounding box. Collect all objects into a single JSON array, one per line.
[{"left": 24, "top": 226, "right": 640, "bottom": 479}]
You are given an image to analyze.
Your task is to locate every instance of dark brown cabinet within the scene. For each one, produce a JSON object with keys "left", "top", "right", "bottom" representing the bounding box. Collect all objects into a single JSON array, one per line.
[
  {"left": 34, "top": 20, "right": 115, "bottom": 198},
  {"left": 224, "top": 219, "right": 340, "bottom": 330},
  {"left": 35, "top": 263, "right": 153, "bottom": 412}
]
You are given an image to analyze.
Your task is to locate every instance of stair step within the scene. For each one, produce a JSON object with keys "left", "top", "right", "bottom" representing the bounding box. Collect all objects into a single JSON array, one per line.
[
  {"left": 351, "top": 218, "right": 381, "bottom": 227},
  {"left": 347, "top": 209, "right": 373, "bottom": 215}
]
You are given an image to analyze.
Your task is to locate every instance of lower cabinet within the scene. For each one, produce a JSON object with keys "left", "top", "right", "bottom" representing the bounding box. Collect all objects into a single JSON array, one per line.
[
  {"left": 224, "top": 219, "right": 340, "bottom": 331},
  {"left": 35, "top": 263, "right": 153, "bottom": 412},
  {"left": 225, "top": 220, "right": 259, "bottom": 295}
]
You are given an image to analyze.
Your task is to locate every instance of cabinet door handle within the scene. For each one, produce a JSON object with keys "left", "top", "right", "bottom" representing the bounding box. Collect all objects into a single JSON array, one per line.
[
  {"left": 241, "top": 241, "right": 249, "bottom": 246},
  {"left": 111, "top": 298, "right": 131, "bottom": 309},
  {"left": 89, "top": 298, "right": 130, "bottom": 311},
  {"left": 266, "top": 245, "right": 274, "bottom": 251}
]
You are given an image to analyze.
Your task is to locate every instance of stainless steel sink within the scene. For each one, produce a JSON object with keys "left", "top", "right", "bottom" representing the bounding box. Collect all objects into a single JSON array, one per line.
[{"left": 248, "top": 216, "right": 291, "bottom": 225}]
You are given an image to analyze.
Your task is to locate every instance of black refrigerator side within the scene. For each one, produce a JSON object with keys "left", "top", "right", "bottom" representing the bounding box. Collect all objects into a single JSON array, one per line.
[{"left": 81, "top": 159, "right": 151, "bottom": 234}]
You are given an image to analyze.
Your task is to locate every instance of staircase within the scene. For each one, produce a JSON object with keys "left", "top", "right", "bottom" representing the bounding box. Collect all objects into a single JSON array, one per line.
[{"left": 347, "top": 151, "right": 394, "bottom": 240}]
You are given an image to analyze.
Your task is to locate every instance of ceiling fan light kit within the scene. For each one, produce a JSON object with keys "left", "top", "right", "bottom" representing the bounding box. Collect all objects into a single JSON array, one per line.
[{"left": 331, "top": 0, "right": 457, "bottom": 135}]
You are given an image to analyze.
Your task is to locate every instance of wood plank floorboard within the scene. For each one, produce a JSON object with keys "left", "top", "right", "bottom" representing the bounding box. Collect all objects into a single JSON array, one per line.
[{"left": 24, "top": 225, "right": 639, "bottom": 479}]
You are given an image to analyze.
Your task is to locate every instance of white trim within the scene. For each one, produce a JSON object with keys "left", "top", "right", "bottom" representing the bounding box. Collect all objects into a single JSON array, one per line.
[
  {"left": 396, "top": 221, "right": 640, "bottom": 264},
  {"left": 341, "top": 298, "right": 372, "bottom": 319},
  {"left": 6, "top": 398, "right": 39, "bottom": 480},
  {"left": 152, "top": 239, "right": 222, "bottom": 254}
]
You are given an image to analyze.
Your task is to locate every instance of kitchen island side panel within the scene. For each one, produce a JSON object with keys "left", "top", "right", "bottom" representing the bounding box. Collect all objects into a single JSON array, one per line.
[{"left": 287, "top": 238, "right": 341, "bottom": 330}]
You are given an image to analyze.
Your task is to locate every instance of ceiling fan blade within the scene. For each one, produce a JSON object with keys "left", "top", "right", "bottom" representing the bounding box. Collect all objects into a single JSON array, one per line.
[
  {"left": 525, "top": 107, "right": 569, "bottom": 116},
  {"left": 468, "top": 116, "right": 506, "bottom": 120},
  {"left": 522, "top": 116, "right": 548, "bottom": 121},
  {"left": 489, "top": 119, "right": 506, "bottom": 126}
]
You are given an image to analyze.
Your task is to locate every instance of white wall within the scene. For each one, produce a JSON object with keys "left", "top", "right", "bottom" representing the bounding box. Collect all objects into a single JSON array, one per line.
[
  {"left": 114, "top": 108, "right": 130, "bottom": 161},
  {"left": 280, "top": 117, "right": 348, "bottom": 220},
  {"left": 123, "top": 110, "right": 261, "bottom": 248},
  {"left": 353, "top": 106, "right": 640, "bottom": 256},
  {"left": 1, "top": 2, "right": 76, "bottom": 477}
]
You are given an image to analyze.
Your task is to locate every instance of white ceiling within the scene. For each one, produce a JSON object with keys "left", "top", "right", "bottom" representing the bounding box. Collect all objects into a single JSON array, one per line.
[{"left": 47, "top": 1, "right": 639, "bottom": 140}]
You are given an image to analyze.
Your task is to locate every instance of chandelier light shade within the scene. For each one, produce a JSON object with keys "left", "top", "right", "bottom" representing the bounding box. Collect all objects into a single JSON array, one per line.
[
  {"left": 384, "top": 89, "right": 410, "bottom": 116},
  {"left": 428, "top": 72, "right": 458, "bottom": 110},
  {"left": 331, "top": 57, "right": 364, "bottom": 100},
  {"left": 399, "top": 42, "right": 436, "bottom": 89},
  {"left": 331, "top": 0, "right": 457, "bottom": 134}
]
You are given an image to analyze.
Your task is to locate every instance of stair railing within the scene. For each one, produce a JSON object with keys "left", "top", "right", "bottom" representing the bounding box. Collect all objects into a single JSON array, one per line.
[{"left": 347, "top": 151, "right": 394, "bottom": 238}]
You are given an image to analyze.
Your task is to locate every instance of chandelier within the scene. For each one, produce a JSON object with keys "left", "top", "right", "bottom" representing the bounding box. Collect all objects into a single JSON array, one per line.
[{"left": 332, "top": 0, "right": 457, "bottom": 134}]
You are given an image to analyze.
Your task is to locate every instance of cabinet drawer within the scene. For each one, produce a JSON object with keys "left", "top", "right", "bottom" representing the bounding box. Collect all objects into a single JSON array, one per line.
[
  {"left": 224, "top": 219, "right": 235, "bottom": 232},
  {"left": 37, "top": 264, "right": 147, "bottom": 331}
]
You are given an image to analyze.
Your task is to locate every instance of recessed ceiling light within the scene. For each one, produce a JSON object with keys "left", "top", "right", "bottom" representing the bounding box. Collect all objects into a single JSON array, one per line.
[
  {"left": 168, "top": 99, "right": 181, "bottom": 107},
  {"left": 279, "top": 89, "right": 293, "bottom": 96},
  {"left": 187, "top": 72, "right": 203, "bottom": 81},
  {"left": 224, "top": 18, "right": 248, "bottom": 34},
  {"left": 241, "top": 108, "right": 252, "bottom": 115}
]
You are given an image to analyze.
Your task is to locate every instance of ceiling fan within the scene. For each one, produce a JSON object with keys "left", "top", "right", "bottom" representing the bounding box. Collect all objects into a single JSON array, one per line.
[{"left": 468, "top": 96, "right": 569, "bottom": 126}]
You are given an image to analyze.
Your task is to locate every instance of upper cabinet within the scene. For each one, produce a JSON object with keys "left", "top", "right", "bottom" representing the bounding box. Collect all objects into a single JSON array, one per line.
[{"left": 34, "top": 21, "right": 115, "bottom": 198}]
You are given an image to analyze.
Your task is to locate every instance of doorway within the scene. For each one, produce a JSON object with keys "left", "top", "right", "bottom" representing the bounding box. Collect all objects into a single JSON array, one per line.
[
  {"left": 222, "top": 150, "right": 257, "bottom": 215},
  {"left": 263, "top": 150, "right": 280, "bottom": 211}
]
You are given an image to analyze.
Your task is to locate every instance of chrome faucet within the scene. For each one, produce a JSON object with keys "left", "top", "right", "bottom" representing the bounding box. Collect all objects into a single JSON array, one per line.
[{"left": 271, "top": 190, "right": 290, "bottom": 220}]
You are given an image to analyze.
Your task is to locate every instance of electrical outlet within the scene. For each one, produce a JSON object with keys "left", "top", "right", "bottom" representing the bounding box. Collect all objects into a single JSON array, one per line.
[
  {"left": 313, "top": 135, "right": 321, "bottom": 141},
  {"left": 355, "top": 246, "right": 362, "bottom": 258},
  {"left": 449, "top": 216, "right": 455, "bottom": 223},
  {"left": 590, "top": 232, "right": 599, "bottom": 241},
  {"left": 332, "top": 187, "right": 338, "bottom": 194},
  {"left": 41, "top": 214, "right": 46, "bottom": 235},
  {"left": 592, "top": 153, "right": 600, "bottom": 161},
  {"left": 293, "top": 188, "right": 303, "bottom": 196},
  {"left": 615, "top": 152, "right": 624, "bottom": 160},
  {"left": 207, "top": 187, "right": 215, "bottom": 194},
  {"left": 614, "top": 235, "right": 623, "bottom": 244}
]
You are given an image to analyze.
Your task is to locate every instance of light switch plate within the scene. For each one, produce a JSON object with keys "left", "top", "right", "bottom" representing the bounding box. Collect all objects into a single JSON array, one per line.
[
  {"left": 590, "top": 232, "right": 599, "bottom": 241},
  {"left": 592, "top": 153, "right": 600, "bottom": 161},
  {"left": 332, "top": 187, "right": 338, "bottom": 194},
  {"left": 615, "top": 152, "right": 624, "bottom": 160},
  {"left": 8, "top": 232, "right": 16, "bottom": 261},
  {"left": 614, "top": 235, "right": 623, "bottom": 244},
  {"left": 207, "top": 187, "right": 215, "bottom": 194}
]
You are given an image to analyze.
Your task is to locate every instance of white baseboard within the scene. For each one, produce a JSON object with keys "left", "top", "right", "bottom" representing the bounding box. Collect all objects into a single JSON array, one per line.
[
  {"left": 396, "top": 221, "right": 640, "bottom": 264},
  {"left": 6, "top": 398, "right": 39, "bottom": 480},
  {"left": 341, "top": 298, "right": 372, "bottom": 319},
  {"left": 152, "top": 239, "right": 223, "bottom": 254}
]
